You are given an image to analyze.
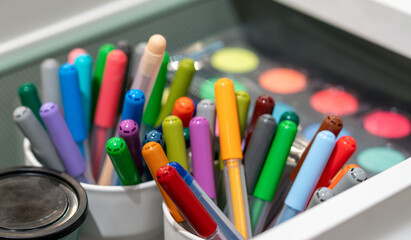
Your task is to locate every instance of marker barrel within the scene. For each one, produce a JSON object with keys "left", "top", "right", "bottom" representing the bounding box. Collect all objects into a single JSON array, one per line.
[
  {"left": 128, "top": 42, "right": 147, "bottom": 82},
  {"left": 275, "top": 205, "right": 299, "bottom": 226},
  {"left": 18, "top": 83, "right": 44, "bottom": 128},
  {"left": 74, "top": 54, "right": 93, "bottom": 133},
  {"left": 162, "top": 116, "right": 188, "bottom": 170},
  {"left": 196, "top": 99, "right": 216, "bottom": 154},
  {"left": 332, "top": 167, "right": 367, "bottom": 195},
  {"left": 118, "top": 120, "right": 144, "bottom": 175},
  {"left": 235, "top": 91, "right": 251, "bottom": 138},
  {"left": 41, "top": 59, "right": 63, "bottom": 111}
]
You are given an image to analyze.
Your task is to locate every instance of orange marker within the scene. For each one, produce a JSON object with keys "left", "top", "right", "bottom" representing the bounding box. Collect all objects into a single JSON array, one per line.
[
  {"left": 142, "top": 142, "right": 185, "bottom": 223},
  {"left": 172, "top": 97, "right": 195, "bottom": 128},
  {"left": 215, "top": 78, "right": 251, "bottom": 239},
  {"left": 328, "top": 164, "right": 360, "bottom": 189}
]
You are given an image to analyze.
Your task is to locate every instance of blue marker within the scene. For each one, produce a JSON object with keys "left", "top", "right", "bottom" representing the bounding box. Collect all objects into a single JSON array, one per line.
[
  {"left": 168, "top": 162, "right": 245, "bottom": 240},
  {"left": 144, "top": 130, "right": 164, "bottom": 148},
  {"left": 121, "top": 89, "right": 145, "bottom": 126},
  {"left": 59, "top": 63, "right": 87, "bottom": 157},
  {"left": 74, "top": 54, "right": 93, "bottom": 133},
  {"left": 275, "top": 130, "right": 336, "bottom": 225}
]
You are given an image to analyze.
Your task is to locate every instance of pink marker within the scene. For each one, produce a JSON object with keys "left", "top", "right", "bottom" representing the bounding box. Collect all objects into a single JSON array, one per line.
[
  {"left": 68, "top": 48, "right": 88, "bottom": 64},
  {"left": 189, "top": 116, "right": 216, "bottom": 201},
  {"left": 91, "top": 50, "right": 127, "bottom": 180}
]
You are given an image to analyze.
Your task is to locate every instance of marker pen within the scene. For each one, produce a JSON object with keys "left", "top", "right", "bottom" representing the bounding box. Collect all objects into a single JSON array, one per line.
[
  {"left": 118, "top": 120, "right": 144, "bottom": 175},
  {"left": 156, "top": 166, "right": 225, "bottom": 240},
  {"left": 183, "top": 127, "right": 190, "bottom": 148},
  {"left": 215, "top": 78, "right": 251, "bottom": 239},
  {"left": 196, "top": 99, "right": 216, "bottom": 153},
  {"left": 39, "top": 103, "right": 88, "bottom": 183},
  {"left": 144, "top": 130, "right": 164, "bottom": 149},
  {"left": 131, "top": 34, "right": 166, "bottom": 102},
  {"left": 290, "top": 115, "right": 342, "bottom": 181},
  {"left": 235, "top": 90, "right": 251, "bottom": 139},
  {"left": 328, "top": 164, "right": 360, "bottom": 189},
  {"left": 190, "top": 117, "right": 216, "bottom": 201},
  {"left": 276, "top": 130, "right": 336, "bottom": 225},
  {"left": 244, "top": 114, "right": 277, "bottom": 194},
  {"left": 141, "top": 142, "right": 185, "bottom": 223},
  {"left": 162, "top": 116, "right": 189, "bottom": 170},
  {"left": 330, "top": 166, "right": 367, "bottom": 195},
  {"left": 315, "top": 136, "right": 357, "bottom": 189},
  {"left": 279, "top": 111, "right": 300, "bottom": 126},
  {"left": 251, "top": 120, "right": 297, "bottom": 233},
  {"left": 121, "top": 89, "right": 145, "bottom": 126},
  {"left": 91, "top": 43, "right": 115, "bottom": 119},
  {"left": 74, "top": 54, "right": 93, "bottom": 133},
  {"left": 172, "top": 97, "right": 195, "bottom": 128},
  {"left": 168, "top": 162, "right": 245, "bottom": 240},
  {"left": 68, "top": 48, "right": 87, "bottom": 64},
  {"left": 306, "top": 187, "right": 334, "bottom": 209},
  {"left": 106, "top": 137, "right": 141, "bottom": 186},
  {"left": 116, "top": 40, "right": 132, "bottom": 87},
  {"left": 142, "top": 52, "right": 169, "bottom": 127},
  {"left": 59, "top": 63, "right": 87, "bottom": 157},
  {"left": 18, "top": 83, "right": 44, "bottom": 128},
  {"left": 155, "top": 58, "right": 196, "bottom": 127},
  {"left": 13, "top": 106, "right": 65, "bottom": 172},
  {"left": 91, "top": 50, "right": 127, "bottom": 180},
  {"left": 128, "top": 42, "right": 147, "bottom": 83},
  {"left": 244, "top": 95, "right": 275, "bottom": 149},
  {"left": 41, "top": 59, "right": 63, "bottom": 112}
]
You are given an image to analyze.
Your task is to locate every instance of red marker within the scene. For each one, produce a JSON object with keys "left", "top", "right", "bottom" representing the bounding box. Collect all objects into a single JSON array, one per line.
[
  {"left": 156, "top": 166, "right": 223, "bottom": 239},
  {"left": 172, "top": 97, "right": 195, "bottom": 128},
  {"left": 244, "top": 95, "right": 275, "bottom": 148},
  {"left": 315, "top": 136, "right": 357, "bottom": 189}
]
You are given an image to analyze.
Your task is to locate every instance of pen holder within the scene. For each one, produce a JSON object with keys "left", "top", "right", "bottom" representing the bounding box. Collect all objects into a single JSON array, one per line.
[
  {"left": 24, "top": 138, "right": 163, "bottom": 240},
  {"left": 162, "top": 202, "right": 202, "bottom": 240}
]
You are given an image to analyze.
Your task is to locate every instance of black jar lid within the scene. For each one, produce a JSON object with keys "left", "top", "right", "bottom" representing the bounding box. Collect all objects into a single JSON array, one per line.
[{"left": 0, "top": 167, "right": 87, "bottom": 239}]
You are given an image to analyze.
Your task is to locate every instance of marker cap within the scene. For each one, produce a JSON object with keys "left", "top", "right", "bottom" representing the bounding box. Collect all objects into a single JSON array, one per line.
[
  {"left": 18, "top": 83, "right": 43, "bottom": 126},
  {"left": 68, "top": 48, "right": 87, "bottom": 64},
  {"left": 143, "top": 130, "right": 164, "bottom": 147},
  {"left": 121, "top": 89, "right": 145, "bottom": 125},
  {"left": 94, "top": 50, "right": 127, "bottom": 128},
  {"left": 74, "top": 54, "right": 93, "bottom": 133},
  {"left": 172, "top": 97, "right": 195, "bottom": 127},
  {"left": 41, "top": 59, "right": 62, "bottom": 111},
  {"left": 235, "top": 90, "right": 251, "bottom": 138},
  {"left": 118, "top": 119, "right": 144, "bottom": 174},
  {"left": 93, "top": 44, "right": 115, "bottom": 81},
  {"left": 106, "top": 137, "right": 141, "bottom": 185},
  {"left": 59, "top": 63, "right": 87, "bottom": 142},
  {"left": 279, "top": 111, "right": 300, "bottom": 126},
  {"left": 168, "top": 161, "right": 191, "bottom": 184},
  {"left": 214, "top": 78, "right": 242, "bottom": 160},
  {"left": 162, "top": 116, "right": 188, "bottom": 170}
]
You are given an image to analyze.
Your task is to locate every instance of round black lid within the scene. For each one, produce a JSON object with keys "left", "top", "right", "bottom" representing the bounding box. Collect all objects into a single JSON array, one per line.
[{"left": 0, "top": 167, "right": 87, "bottom": 239}]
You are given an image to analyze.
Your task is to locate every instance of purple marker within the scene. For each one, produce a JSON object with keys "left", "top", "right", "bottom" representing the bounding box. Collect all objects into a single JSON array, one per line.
[
  {"left": 118, "top": 119, "right": 144, "bottom": 175},
  {"left": 189, "top": 116, "right": 216, "bottom": 200},
  {"left": 40, "top": 102, "right": 88, "bottom": 183}
]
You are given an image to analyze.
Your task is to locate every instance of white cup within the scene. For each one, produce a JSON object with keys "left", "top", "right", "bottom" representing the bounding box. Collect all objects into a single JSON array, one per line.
[
  {"left": 24, "top": 138, "right": 163, "bottom": 240},
  {"left": 162, "top": 202, "right": 202, "bottom": 240}
]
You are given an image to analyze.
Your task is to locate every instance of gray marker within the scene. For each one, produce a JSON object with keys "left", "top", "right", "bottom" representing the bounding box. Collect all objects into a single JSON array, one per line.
[
  {"left": 196, "top": 99, "right": 216, "bottom": 138},
  {"left": 128, "top": 42, "right": 147, "bottom": 82},
  {"left": 41, "top": 59, "right": 63, "bottom": 111},
  {"left": 13, "top": 106, "right": 65, "bottom": 172},
  {"left": 244, "top": 114, "right": 277, "bottom": 194},
  {"left": 307, "top": 187, "right": 334, "bottom": 209},
  {"left": 333, "top": 167, "right": 367, "bottom": 195}
]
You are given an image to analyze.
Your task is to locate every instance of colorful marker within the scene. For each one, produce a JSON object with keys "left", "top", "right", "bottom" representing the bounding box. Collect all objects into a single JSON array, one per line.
[
  {"left": 251, "top": 120, "right": 297, "bottom": 232},
  {"left": 172, "top": 97, "right": 195, "bottom": 128},
  {"left": 41, "top": 59, "right": 63, "bottom": 112},
  {"left": 128, "top": 42, "right": 146, "bottom": 82},
  {"left": 91, "top": 50, "right": 127, "bottom": 180},
  {"left": 215, "top": 78, "right": 251, "bottom": 239},
  {"left": 106, "top": 137, "right": 141, "bottom": 185},
  {"left": 155, "top": 58, "right": 195, "bottom": 127},
  {"left": 141, "top": 142, "right": 185, "bottom": 223},
  {"left": 74, "top": 54, "right": 93, "bottom": 133},
  {"left": 332, "top": 167, "right": 367, "bottom": 195},
  {"left": 235, "top": 90, "right": 251, "bottom": 139},
  {"left": 279, "top": 111, "right": 300, "bottom": 126},
  {"left": 68, "top": 48, "right": 87, "bottom": 64},
  {"left": 18, "top": 83, "right": 44, "bottom": 128},
  {"left": 39, "top": 103, "right": 88, "bottom": 183},
  {"left": 276, "top": 130, "right": 336, "bottom": 225},
  {"left": 196, "top": 99, "right": 216, "bottom": 153},
  {"left": 307, "top": 187, "right": 334, "bottom": 209},
  {"left": 190, "top": 117, "right": 216, "bottom": 200},
  {"left": 118, "top": 119, "right": 144, "bottom": 175},
  {"left": 156, "top": 166, "right": 222, "bottom": 239},
  {"left": 244, "top": 95, "right": 275, "bottom": 149},
  {"left": 144, "top": 130, "right": 164, "bottom": 148},
  {"left": 162, "top": 116, "right": 188, "bottom": 170},
  {"left": 121, "top": 89, "right": 145, "bottom": 126}
]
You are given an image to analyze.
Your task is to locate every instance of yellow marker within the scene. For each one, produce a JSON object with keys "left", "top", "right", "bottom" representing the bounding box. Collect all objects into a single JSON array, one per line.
[{"left": 215, "top": 78, "right": 251, "bottom": 239}]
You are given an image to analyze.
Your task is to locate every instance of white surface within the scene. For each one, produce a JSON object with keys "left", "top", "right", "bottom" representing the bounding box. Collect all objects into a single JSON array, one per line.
[
  {"left": 163, "top": 202, "right": 201, "bottom": 240},
  {"left": 24, "top": 139, "right": 163, "bottom": 240},
  {"left": 276, "top": 0, "right": 411, "bottom": 59}
]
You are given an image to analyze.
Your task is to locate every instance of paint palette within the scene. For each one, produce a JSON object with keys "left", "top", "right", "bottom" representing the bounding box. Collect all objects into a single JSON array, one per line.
[{"left": 170, "top": 27, "right": 411, "bottom": 178}]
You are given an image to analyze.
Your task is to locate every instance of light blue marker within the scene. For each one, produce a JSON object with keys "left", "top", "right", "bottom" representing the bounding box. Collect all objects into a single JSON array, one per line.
[
  {"left": 74, "top": 54, "right": 93, "bottom": 133},
  {"left": 275, "top": 130, "right": 336, "bottom": 225},
  {"left": 121, "top": 89, "right": 145, "bottom": 126},
  {"left": 59, "top": 63, "right": 87, "bottom": 157},
  {"left": 168, "top": 162, "right": 245, "bottom": 240}
]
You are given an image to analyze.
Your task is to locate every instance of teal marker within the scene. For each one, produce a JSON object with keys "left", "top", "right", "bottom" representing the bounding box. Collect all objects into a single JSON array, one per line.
[
  {"left": 75, "top": 54, "right": 93, "bottom": 133},
  {"left": 18, "top": 83, "right": 45, "bottom": 128},
  {"left": 251, "top": 120, "right": 297, "bottom": 233},
  {"left": 280, "top": 111, "right": 299, "bottom": 126}
]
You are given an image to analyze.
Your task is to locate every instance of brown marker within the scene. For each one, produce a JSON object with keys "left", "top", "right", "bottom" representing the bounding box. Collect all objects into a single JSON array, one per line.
[
  {"left": 289, "top": 115, "right": 343, "bottom": 181},
  {"left": 244, "top": 95, "right": 275, "bottom": 148}
]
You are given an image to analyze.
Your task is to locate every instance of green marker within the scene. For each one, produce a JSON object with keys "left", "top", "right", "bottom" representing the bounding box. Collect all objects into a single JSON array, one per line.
[
  {"left": 235, "top": 90, "right": 250, "bottom": 138},
  {"left": 162, "top": 116, "right": 188, "bottom": 170},
  {"left": 18, "top": 83, "right": 44, "bottom": 128},
  {"left": 183, "top": 127, "right": 190, "bottom": 148},
  {"left": 91, "top": 43, "right": 115, "bottom": 120},
  {"left": 106, "top": 137, "right": 141, "bottom": 185},
  {"left": 280, "top": 111, "right": 300, "bottom": 126},
  {"left": 142, "top": 52, "right": 169, "bottom": 127},
  {"left": 155, "top": 58, "right": 195, "bottom": 127},
  {"left": 251, "top": 120, "right": 297, "bottom": 233}
]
